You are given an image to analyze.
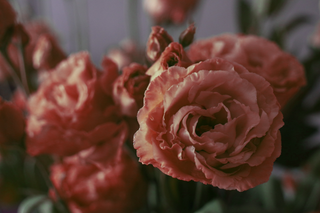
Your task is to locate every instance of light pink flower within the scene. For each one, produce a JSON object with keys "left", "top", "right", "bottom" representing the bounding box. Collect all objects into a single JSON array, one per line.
[
  {"left": 187, "top": 34, "right": 306, "bottom": 107},
  {"left": 134, "top": 58, "right": 283, "bottom": 192},
  {"left": 26, "top": 52, "right": 122, "bottom": 156},
  {"left": 50, "top": 132, "right": 148, "bottom": 213}
]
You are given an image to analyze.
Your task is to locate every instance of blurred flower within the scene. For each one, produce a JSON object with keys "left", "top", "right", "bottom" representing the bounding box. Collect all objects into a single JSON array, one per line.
[
  {"left": 0, "top": 21, "right": 58, "bottom": 83},
  {"left": 113, "top": 63, "right": 150, "bottom": 117},
  {"left": 26, "top": 52, "right": 124, "bottom": 156},
  {"left": 0, "top": 98, "right": 25, "bottom": 145},
  {"left": 134, "top": 58, "right": 283, "bottom": 191},
  {"left": 0, "top": 0, "right": 16, "bottom": 47},
  {"left": 146, "top": 26, "right": 173, "bottom": 62},
  {"left": 310, "top": 22, "right": 320, "bottom": 49},
  {"left": 146, "top": 42, "right": 192, "bottom": 81},
  {"left": 143, "top": 0, "right": 200, "bottom": 25},
  {"left": 33, "top": 34, "right": 66, "bottom": 71},
  {"left": 187, "top": 34, "right": 306, "bottom": 107},
  {"left": 107, "top": 39, "right": 143, "bottom": 71},
  {"left": 11, "top": 88, "right": 27, "bottom": 112},
  {"left": 50, "top": 142, "right": 148, "bottom": 213}
]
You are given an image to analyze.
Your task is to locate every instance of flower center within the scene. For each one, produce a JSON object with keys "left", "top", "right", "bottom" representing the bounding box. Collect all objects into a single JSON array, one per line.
[{"left": 195, "top": 109, "right": 228, "bottom": 136}]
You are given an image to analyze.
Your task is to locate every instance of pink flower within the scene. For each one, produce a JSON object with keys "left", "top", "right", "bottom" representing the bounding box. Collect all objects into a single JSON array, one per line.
[
  {"left": 33, "top": 33, "right": 66, "bottom": 70},
  {"left": 26, "top": 52, "right": 123, "bottom": 156},
  {"left": 113, "top": 63, "right": 150, "bottom": 117},
  {"left": 146, "top": 26, "right": 173, "bottom": 62},
  {"left": 146, "top": 42, "right": 192, "bottom": 81},
  {"left": 0, "top": 0, "right": 16, "bottom": 46},
  {"left": 50, "top": 132, "right": 148, "bottom": 213},
  {"left": 134, "top": 58, "right": 283, "bottom": 191},
  {"left": 143, "top": 0, "right": 200, "bottom": 25},
  {"left": 187, "top": 34, "right": 306, "bottom": 107},
  {"left": 0, "top": 98, "right": 25, "bottom": 145}
]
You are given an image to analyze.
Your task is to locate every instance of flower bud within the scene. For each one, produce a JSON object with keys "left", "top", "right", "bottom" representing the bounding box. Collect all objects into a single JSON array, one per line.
[
  {"left": 11, "top": 23, "right": 29, "bottom": 47},
  {"left": 146, "top": 26, "right": 173, "bottom": 62},
  {"left": 179, "top": 23, "right": 196, "bottom": 48}
]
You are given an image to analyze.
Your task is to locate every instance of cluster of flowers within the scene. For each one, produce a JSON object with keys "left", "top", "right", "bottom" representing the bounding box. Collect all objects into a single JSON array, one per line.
[{"left": 0, "top": 0, "right": 308, "bottom": 212}]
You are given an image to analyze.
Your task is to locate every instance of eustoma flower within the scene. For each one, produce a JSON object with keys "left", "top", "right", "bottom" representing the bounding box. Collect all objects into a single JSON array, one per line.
[
  {"left": 134, "top": 58, "right": 284, "bottom": 191},
  {"left": 50, "top": 126, "right": 148, "bottom": 213},
  {"left": 26, "top": 52, "right": 122, "bottom": 156},
  {"left": 187, "top": 34, "right": 306, "bottom": 107}
]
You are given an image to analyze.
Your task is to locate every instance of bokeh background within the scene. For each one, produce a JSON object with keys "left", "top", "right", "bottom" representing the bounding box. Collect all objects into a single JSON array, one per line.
[{"left": 9, "top": 0, "right": 320, "bottom": 65}]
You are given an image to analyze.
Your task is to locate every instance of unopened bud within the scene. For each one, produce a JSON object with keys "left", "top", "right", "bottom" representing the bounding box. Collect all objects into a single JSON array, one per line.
[
  {"left": 179, "top": 23, "right": 196, "bottom": 48},
  {"left": 11, "top": 23, "right": 30, "bottom": 47}
]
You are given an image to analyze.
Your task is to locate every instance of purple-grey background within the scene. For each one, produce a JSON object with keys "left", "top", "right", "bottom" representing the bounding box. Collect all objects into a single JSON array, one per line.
[{"left": 10, "top": 0, "right": 320, "bottom": 65}]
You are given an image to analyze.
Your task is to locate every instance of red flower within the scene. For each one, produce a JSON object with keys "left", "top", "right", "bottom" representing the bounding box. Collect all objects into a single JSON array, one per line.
[
  {"left": 0, "top": 98, "right": 25, "bottom": 145},
  {"left": 33, "top": 33, "right": 66, "bottom": 70},
  {"left": 50, "top": 129, "right": 148, "bottom": 213},
  {"left": 146, "top": 42, "right": 192, "bottom": 81},
  {"left": 26, "top": 52, "right": 122, "bottom": 156},
  {"left": 143, "top": 0, "right": 200, "bottom": 25},
  {"left": 187, "top": 34, "right": 306, "bottom": 107},
  {"left": 146, "top": 26, "right": 173, "bottom": 62},
  {"left": 113, "top": 63, "right": 150, "bottom": 117},
  {"left": 134, "top": 58, "right": 283, "bottom": 191}
]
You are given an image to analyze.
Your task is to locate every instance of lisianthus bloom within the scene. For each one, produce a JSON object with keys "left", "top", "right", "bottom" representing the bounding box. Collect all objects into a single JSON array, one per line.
[
  {"left": 146, "top": 26, "right": 173, "bottom": 62},
  {"left": 113, "top": 63, "right": 150, "bottom": 117},
  {"left": 50, "top": 127, "right": 148, "bottom": 213},
  {"left": 0, "top": 98, "right": 25, "bottom": 145},
  {"left": 187, "top": 34, "right": 306, "bottom": 107},
  {"left": 33, "top": 33, "right": 66, "bottom": 71},
  {"left": 0, "top": 0, "right": 16, "bottom": 46},
  {"left": 143, "top": 0, "right": 200, "bottom": 25},
  {"left": 146, "top": 42, "right": 192, "bottom": 81},
  {"left": 26, "top": 52, "right": 122, "bottom": 156},
  {"left": 134, "top": 58, "right": 283, "bottom": 191}
]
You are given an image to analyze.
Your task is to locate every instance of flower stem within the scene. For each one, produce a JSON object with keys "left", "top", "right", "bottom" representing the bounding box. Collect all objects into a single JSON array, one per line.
[{"left": 0, "top": 47, "right": 28, "bottom": 97}]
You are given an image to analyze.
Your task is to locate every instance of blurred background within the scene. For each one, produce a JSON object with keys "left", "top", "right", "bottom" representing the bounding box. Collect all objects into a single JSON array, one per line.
[{"left": 8, "top": 0, "right": 320, "bottom": 65}]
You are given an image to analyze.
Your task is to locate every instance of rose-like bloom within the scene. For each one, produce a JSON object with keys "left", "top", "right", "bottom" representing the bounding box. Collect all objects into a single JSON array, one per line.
[
  {"left": 134, "top": 58, "right": 284, "bottom": 191},
  {"left": 187, "top": 34, "right": 306, "bottom": 107},
  {"left": 146, "top": 42, "right": 192, "bottom": 81},
  {"left": 26, "top": 52, "right": 123, "bottom": 156},
  {"left": 33, "top": 33, "right": 66, "bottom": 70},
  {"left": 0, "top": 98, "right": 25, "bottom": 145},
  {"left": 146, "top": 26, "right": 173, "bottom": 62},
  {"left": 113, "top": 63, "right": 150, "bottom": 117},
  {"left": 0, "top": 0, "right": 16, "bottom": 46},
  {"left": 143, "top": 0, "right": 200, "bottom": 25},
  {"left": 50, "top": 132, "right": 148, "bottom": 213}
]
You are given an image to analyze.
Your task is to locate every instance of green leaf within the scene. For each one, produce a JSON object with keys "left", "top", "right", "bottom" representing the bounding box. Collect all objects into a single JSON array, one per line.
[
  {"left": 195, "top": 199, "right": 225, "bottom": 213},
  {"left": 267, "top": 0, "right": 289, "bottom": 16},
  {"left": 18, "top": 195, "right": 49, "bottom": 213},
  {"left": 255, "top": 177, "right": 285, "bottom": 211},
  {"left": 284, "top": 15, "right": 313, "bottom": 33},
  {"left": 237, "top": 0, "right": 253, "bottom": 34}
]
